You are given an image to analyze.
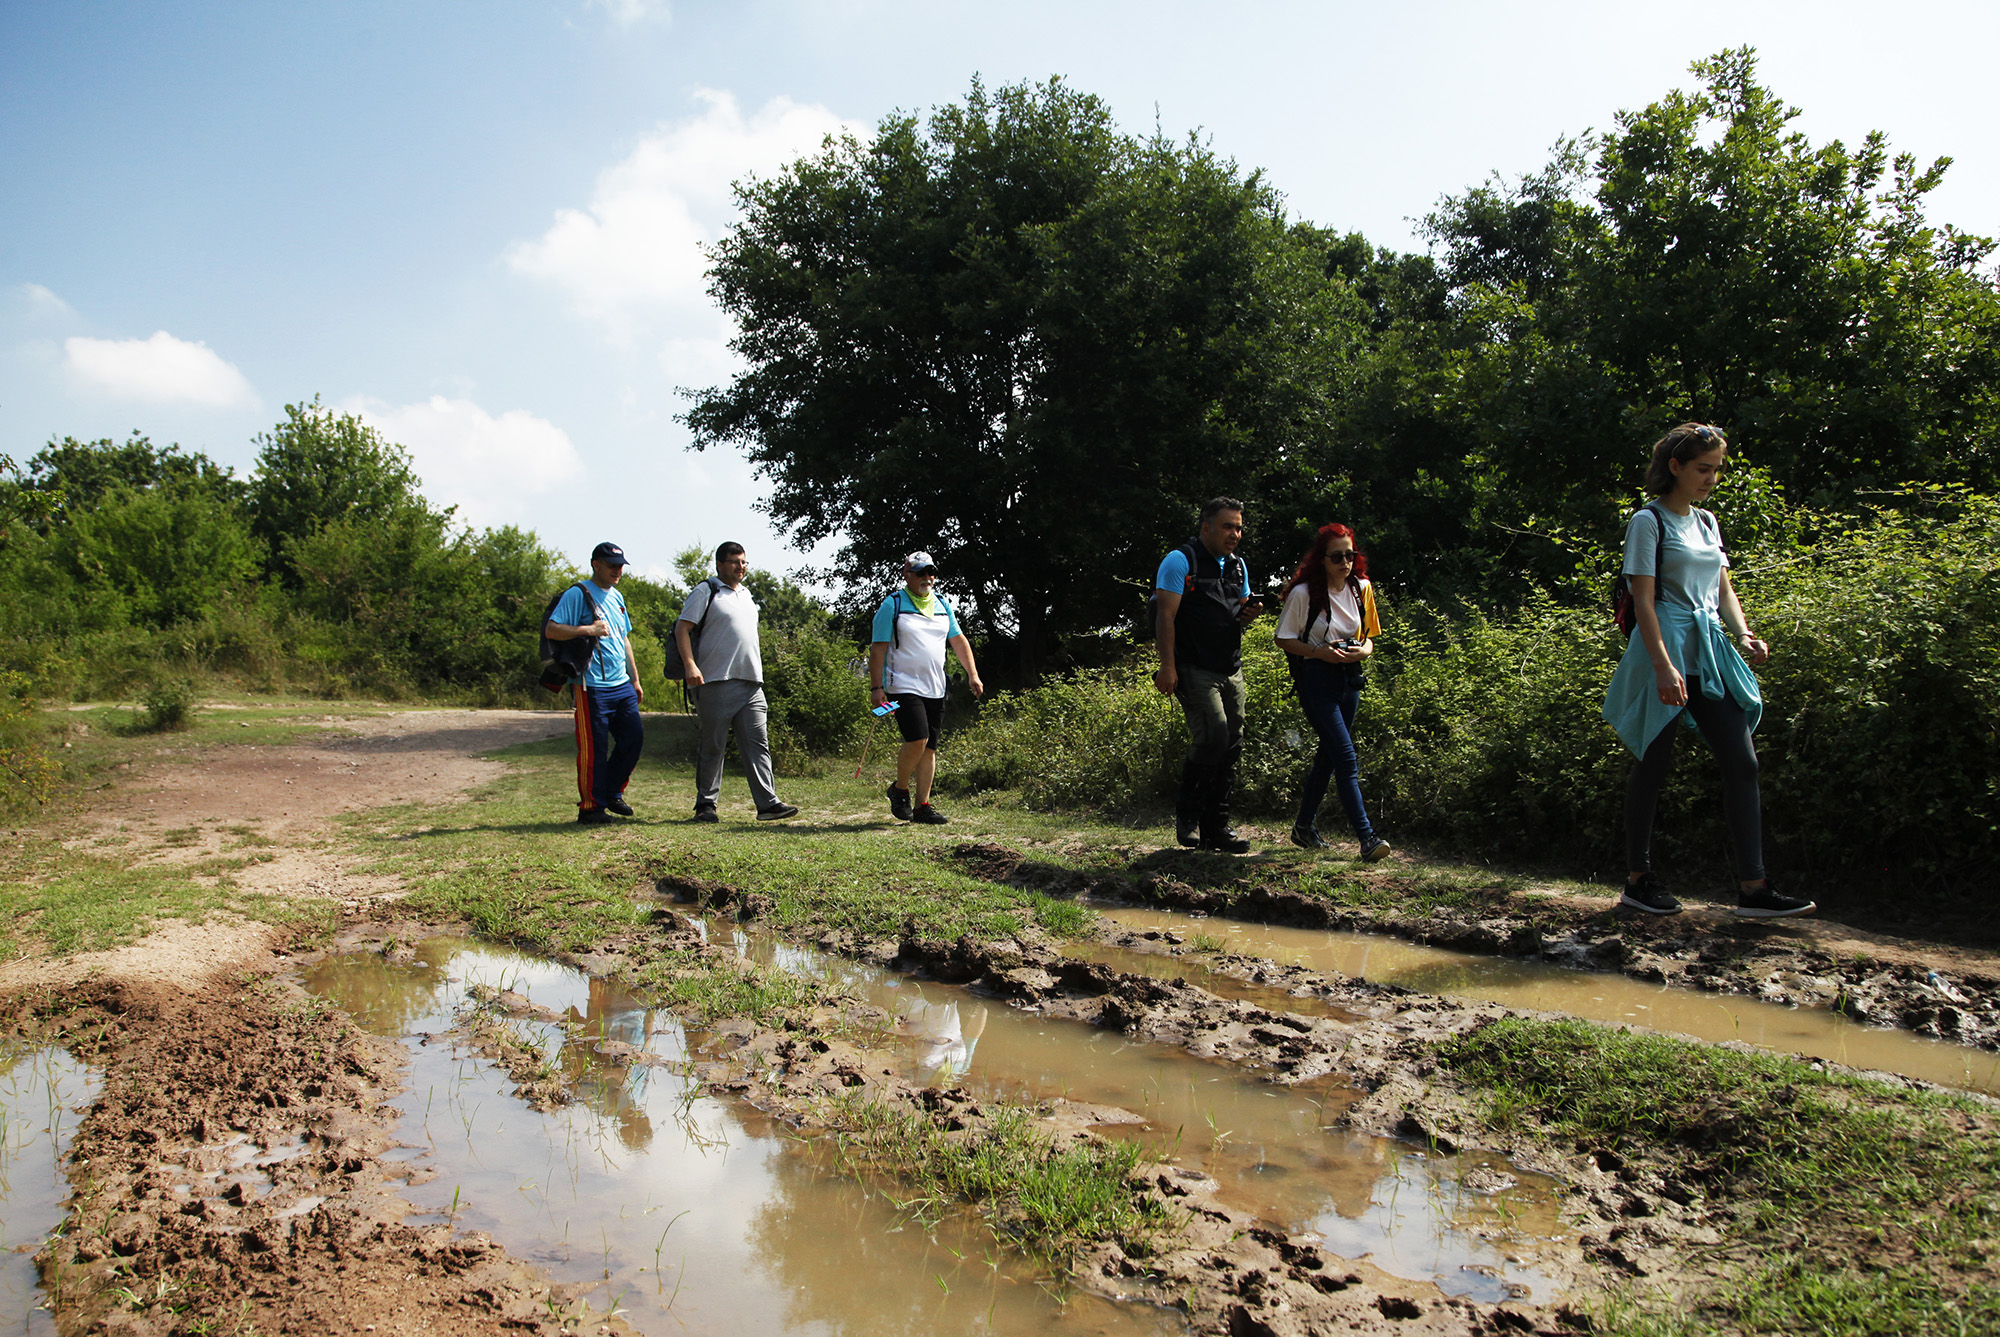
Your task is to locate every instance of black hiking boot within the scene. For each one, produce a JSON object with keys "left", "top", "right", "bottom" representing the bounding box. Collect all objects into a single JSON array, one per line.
[
  {"left": 1735, "top": 882, "right": 1815, "bottom": 919},
  {"left": 1619, "top": 873, "right": 1681, "bottom": 915}
]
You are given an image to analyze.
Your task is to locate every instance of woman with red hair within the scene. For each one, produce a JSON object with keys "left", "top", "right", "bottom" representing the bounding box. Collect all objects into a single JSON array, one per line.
[{"left": 1274, "top": 524, "right": 1390, "bottom": 859}]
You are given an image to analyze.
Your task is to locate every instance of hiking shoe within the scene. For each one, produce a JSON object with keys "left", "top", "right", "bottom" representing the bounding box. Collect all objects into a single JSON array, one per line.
[
  {"left": 1361, "top": 837, "right": 1393, "bottom": 863},
  {"left": 1200, "top": 827, "right": 1251, "bottom": 855},
  {"left": 1619, "top": 874, "right": 1681, "bottom": 915},
  {"left": 1290, "top": 823, "right": 1327, "bottom": 850},
  {"left": 604, "top": 797, "right": 634, "bottom": 817},
  {"left": 911, "top": 803, "right": 949, "bottom": 825},
  {"left": 756, "top": 803, "right": 800, "bottom": 822},
  {"left": 577, "top": 807, "right": 613, "bottom": 825},
  {"left": 887, "top": 783, "right": 913, "bottom": 821},
  {"left": 1735, "top": 883, "right": 1816, "bottom": 919},
  {"left": 692, "top": 805, "right": 718, "bottom": 824}
]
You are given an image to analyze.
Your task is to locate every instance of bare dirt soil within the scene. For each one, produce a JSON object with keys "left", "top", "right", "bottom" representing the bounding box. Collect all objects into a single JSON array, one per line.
[{"left": 0, "top": 709, "right": 568, "bottom": 997}]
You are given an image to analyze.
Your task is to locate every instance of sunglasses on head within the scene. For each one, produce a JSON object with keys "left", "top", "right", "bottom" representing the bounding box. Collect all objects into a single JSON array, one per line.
[{"left": 1324, "top": 550, "right": 1357, "bottom": 564}]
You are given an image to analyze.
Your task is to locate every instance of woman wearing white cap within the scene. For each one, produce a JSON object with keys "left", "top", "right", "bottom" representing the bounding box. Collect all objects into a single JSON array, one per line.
[{"left": 867, "top": 552, "right": 985, "bottom": 824}]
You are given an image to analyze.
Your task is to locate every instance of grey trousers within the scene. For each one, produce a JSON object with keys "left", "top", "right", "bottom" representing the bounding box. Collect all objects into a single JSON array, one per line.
[
  {"left": 1174, "top": 663, "right": 1246, "bottom": 766},
  {"left": 694, "top": 679, "right": 779, "bottom": 811}
]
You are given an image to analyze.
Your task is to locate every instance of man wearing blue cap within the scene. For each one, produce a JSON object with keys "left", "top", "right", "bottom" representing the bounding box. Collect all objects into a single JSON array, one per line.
[{"left": 545, "top": 542, "right": 645, "bottom": 824}]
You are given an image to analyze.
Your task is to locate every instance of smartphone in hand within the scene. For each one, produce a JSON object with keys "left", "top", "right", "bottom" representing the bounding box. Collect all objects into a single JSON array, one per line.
[{"left": 871, "top": 701, "right": 901, "bottom": 717}]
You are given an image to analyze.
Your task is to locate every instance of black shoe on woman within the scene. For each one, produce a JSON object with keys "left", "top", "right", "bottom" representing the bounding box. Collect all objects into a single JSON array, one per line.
[{"left": 1289, "top": 823, "right": 1327, "bottom": 849}]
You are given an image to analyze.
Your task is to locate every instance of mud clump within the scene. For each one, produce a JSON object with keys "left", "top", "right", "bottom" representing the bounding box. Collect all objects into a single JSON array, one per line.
[{"left": 11, "top": 978, "right": 634, "bottom": 1337}]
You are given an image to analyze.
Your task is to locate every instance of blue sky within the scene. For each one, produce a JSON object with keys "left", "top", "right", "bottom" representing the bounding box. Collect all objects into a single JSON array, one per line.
[{"left": 4, "top": 0, "right": 1995, "bottom": 582}]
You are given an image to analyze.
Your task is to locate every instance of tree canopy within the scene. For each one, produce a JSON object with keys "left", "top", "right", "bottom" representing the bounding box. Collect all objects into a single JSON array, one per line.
[{"left": 685, "top": 76, "right": 1359, "bottom": 678}]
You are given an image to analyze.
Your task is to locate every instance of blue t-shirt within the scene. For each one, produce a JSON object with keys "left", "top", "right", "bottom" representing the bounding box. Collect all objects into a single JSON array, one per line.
[
  {"left": 550, "top": 581, "right": 632, "bottom": 688},
  {"left": 1156, "top": 545, "right": 1251, "bottom": 596}
]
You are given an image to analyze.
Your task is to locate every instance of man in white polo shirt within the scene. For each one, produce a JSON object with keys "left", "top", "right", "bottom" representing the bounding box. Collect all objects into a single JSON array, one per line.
[
  {"left": 675, "top": 542, "right": 799, "bottom": 824},
  {"left": 867, "top": 552, "right": 984, "bottom": 824}
]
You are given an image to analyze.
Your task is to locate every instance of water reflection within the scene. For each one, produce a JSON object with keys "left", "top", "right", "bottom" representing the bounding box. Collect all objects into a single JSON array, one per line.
[
  {"left": 1087, "top": 905, "right": 2000, "bottom": 1096},
  {"left": 1, "top": 1046, "right": 100, "bottom": 1335},
  {"left": 302, "top": 941, "right": 1181, "bottom": 1337},
  {"left": 733, "top": 931, "right": 1564, "bottom": 1302}
]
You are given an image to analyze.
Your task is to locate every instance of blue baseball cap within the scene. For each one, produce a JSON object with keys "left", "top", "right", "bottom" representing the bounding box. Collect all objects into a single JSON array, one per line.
[{"left": 590, "top": 542, "right": 629, "bottom": 567}]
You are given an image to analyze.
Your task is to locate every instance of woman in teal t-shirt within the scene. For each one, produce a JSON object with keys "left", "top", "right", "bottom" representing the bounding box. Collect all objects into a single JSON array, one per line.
[{"left": 1602, "top": 423, "right": 1815, "bottom": 921}]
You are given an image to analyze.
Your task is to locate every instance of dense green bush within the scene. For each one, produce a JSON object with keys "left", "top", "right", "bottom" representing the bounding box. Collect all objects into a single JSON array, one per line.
[
  {"left": 763, "top": 627, "right": 869, "bottom": 765},
  {"left": 944, "top": 487, "right": 2000, "bottom": 891}
]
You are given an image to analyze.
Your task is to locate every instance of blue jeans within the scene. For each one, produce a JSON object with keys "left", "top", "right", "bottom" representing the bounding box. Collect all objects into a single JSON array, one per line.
[
  {"left": 574, "top": 680, "right": 644, "bottom": 810},
  {"left": 1291, "top": 659, "right": 1376, "bottom": 841}
]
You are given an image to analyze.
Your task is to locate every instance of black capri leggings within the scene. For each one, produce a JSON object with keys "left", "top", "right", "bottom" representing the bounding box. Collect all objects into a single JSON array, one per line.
[{"left": 1623, "top": 676, "right": 1765, "bottom": 883}]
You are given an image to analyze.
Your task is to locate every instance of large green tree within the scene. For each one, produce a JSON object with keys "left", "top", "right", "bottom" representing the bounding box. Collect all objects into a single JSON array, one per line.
[
  {"left": 1419, "top": 48, "right": 2000, "bottom": 553},
  {"left": 685, "top": 78, "right": 1358, "bottom": 678}
]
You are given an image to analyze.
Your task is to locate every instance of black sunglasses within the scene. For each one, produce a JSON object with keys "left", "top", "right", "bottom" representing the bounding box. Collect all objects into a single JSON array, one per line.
[{"left": 1324, "top": 551, "right": 1357, "bottom": 564}]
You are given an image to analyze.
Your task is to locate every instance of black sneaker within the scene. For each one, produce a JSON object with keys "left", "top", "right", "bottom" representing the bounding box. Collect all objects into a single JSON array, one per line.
[
  {"left": 692, "top": 805, "right": 718, "bottom": 824},
  {"left": 756, "top": 803, "right": 799, "bottom": 821},
  {"left": 887, "top": 783, "right": 913, "bottom": 821},
  {"left": 1199, "top": 827, "right": 1251, "bottom": 855},
  {"left": 1619, "top": 874, "right": 1681, "bottom": 915},
  {"left": 1361, "top": 837, "right": 1393, "bottom": 863},
  {"left": 577, "top": 807, "right": 613, "bottom": 825},
  {"left": 1735, "top": 883, "right": 1816, "bottom": 919},
  {"left": 1289, "top": 823, "right": 1326, "bottom": 849},
  {"left": 604, "top": 797, "right": 634, "bottom": 817},
  {"left": 911, "top": 803, "right": 949, "bottom": 825}
]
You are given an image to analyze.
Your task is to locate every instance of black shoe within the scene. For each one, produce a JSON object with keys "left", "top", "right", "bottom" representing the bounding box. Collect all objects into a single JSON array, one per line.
[
  {"left": 1361, "top": 837, "right": 1393, "bottom": 862},
  {"left": 1176, "top": 815, "right": 1202, "bottom": 848},
  {"left": 911, "top": 803, "right": 949, "bottom": 825},
  {"left": 604, "top": 797, "right": 634, "bottom": 817},
  {"left": 1199, "top": 824, "right": 1250, "bottom": 854},
  {"left": 692, "top": 805, "right": 718, "bottom": 824},
  {"left": 1289, "top": 823, "right": 1326, "bottom": 849},
  {"left": 1619, "top": 874, "right": 1681, "bottom": 915},
  {"left": 756, "top": 803, "right": 799, "bottom": 821},
  {"left": 1735, "top": 882, "right": 1816, "bottom": 919},
  {"left": 577, "top": 807, "right": 613, "bottom": 825},
  {"left": 887, "top": 784, "right": 913, "bottom": 821}
]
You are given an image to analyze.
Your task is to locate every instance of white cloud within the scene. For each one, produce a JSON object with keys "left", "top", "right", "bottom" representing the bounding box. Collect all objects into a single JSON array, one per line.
[
  {"left": 19, "top": 284, "right": 74, "bottom": 318},
  {"left": 508, "top": 90, "right": 860, "bottom": 342},
  {"left": 587, "top": 0, "right": 668, "bottom": 26},
  {"left": 63, "top": 330, "right": 256, "bottom": 407},
  {"left": 347, "top": 395, "right": 583, "bottom": 530}
]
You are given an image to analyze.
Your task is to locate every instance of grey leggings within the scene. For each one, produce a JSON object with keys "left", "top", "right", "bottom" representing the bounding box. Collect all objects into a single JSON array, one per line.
[{"left": 1623, "top": 676, "right": 1765, "bottom": 883}]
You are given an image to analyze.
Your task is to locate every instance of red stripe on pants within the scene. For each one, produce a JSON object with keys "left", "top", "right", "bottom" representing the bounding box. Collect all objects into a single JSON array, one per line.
[{"left": 572, "top": 684, "right": 596, "bottom": 809}]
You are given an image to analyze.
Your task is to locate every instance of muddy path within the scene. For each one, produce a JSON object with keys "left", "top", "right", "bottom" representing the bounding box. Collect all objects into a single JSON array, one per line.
[
  {"left": 941, "top": 842, "right": 2000, "bottom": 1052},
  {"left": 1, "top": 708, "right": 569, "bottom": 996},
  {"left": 7, "top": 709, "right": 1993, "bottom": 1334}
]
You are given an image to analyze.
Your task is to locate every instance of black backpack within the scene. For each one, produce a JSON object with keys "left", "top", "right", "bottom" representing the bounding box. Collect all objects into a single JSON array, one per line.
[
  {"left": 661, "top": 577, "right": 724, "bottom": 680},
  {"left": 537, "top": 581, "right": 600, "bottom": 693}
]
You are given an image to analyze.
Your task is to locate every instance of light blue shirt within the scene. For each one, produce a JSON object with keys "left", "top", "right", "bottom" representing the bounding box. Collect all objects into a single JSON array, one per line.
[
  {"left": 551, "top": 581, "right": 631, "bottom": 689},
  {"left": 1603, "top": 506, "right": 1760, "bottom": 756}
]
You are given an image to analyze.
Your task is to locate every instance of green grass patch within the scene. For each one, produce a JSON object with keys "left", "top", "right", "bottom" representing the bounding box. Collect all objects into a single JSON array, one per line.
[
  {"left": 1441, "top": 1017, "right": 2000, "bottom": 1335},
  {"left": 350, "top": 734, "right": 1107, "bottom": 949},
  {"left": 0, "top": 833, "right": 335, "bottom": 957},
  {"left": 827, "top": 1093, "right": 1169, "bottom": 1261}
]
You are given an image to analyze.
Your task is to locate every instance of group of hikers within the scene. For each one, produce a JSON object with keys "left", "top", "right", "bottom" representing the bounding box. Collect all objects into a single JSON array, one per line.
[{"left": 545, "top": 423, "right": 1816, "bottom": 920}]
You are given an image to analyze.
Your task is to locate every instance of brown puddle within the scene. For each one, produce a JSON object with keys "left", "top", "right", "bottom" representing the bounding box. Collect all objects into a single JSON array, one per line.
[
  {"left": 729, "top": 931, "right": 1567, "bottom": 1303},
  {"left": 302, "top": 940, "right": 1181, "bottom": 1336},
  {"left": 1087, "top": 904, "right": 2000, "bottom": 1096},
  {"left": 1, "top": 1045, "right": 100, "bottom": 1334}
]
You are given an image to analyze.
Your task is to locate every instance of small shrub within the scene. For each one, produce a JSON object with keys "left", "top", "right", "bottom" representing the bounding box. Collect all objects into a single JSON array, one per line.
[{"left": 137, "top": 677, "right": 197, "bottom": 732}]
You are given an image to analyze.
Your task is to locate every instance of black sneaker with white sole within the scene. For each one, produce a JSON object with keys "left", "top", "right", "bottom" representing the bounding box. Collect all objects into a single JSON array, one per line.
[
  {"left": 1619, "top": 874, "right": 1681, "bottom": 915},
  {"left": 756, "top": 803, "right": 799, "bottom": 821},
  {"left": 1735, "top": 883, "right": 1816, "bottom": 919}
]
